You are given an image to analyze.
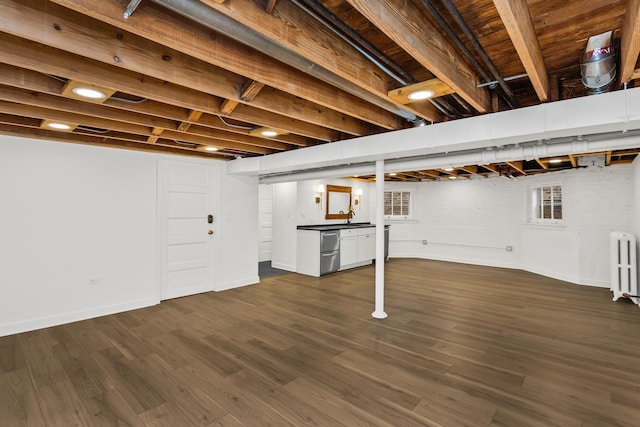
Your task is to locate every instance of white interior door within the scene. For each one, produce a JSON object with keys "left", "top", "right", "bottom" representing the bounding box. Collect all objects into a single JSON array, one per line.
[
  {"left": 258, "top": 184, "right": 273, "bottom": 262},
  {"left": 159, "top": 159, "right": 216, "bottom": 300}
]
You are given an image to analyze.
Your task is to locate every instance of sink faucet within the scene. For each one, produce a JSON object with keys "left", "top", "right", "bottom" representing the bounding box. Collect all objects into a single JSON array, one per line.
[{"left": 346, "top": 204, "right": 355, "bottom": 225}]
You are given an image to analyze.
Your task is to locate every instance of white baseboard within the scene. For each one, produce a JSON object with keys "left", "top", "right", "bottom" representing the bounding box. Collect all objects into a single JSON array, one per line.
[
  {"left": 0, "top": 297, "right": 158, "bottom": 337},
  {"left": 391, "top": 252, "right": 521, "bottom": 271},
  {"left": 216, "top": 276, "right": 259, "bottom": 292},
  {"left": 271, "top": 261, "right": 296, "bottom": 272},
  {"left": 392, "top": 253, "right": 610, "bottom": 288}
]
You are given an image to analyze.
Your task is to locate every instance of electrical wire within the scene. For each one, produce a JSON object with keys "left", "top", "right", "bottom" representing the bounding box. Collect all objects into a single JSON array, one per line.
[
  {"left": 217, "top": 115, "right": 257, "bottom": 130},
  {"left": 109, "top": 95, "right": 148, "bottom": 104}
]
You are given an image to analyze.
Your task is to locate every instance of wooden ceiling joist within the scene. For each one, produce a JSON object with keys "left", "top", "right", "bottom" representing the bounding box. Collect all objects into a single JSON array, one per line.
[
  {"left": 346, "top": 0, "right": 490, "bottom": 113},
  {"left": 199, "top": 0, "right": 441, "bottom": 122},
  {"left": 0, "top": 0, "right": 372, "bottom": 137},
  {"left": 0, "top": 63, "right": 315, "bottom": 149},
  {"left": 506, "top": 160, "right": 527, "bottom": 175},
  {"left": 459, "top": 165, "right": 487, "bottom": 178},
  {"left": 48, "top": 0, "right": 403, "bottom": 130},
  {"left": 0, "top": 33, "right": 340, "bottom": 142},
  {"left": 619, "top": 0, "right": 640, "bottom": 84},
  {"left": 493, "top": 0, "right": 550, "bottom": 101},
  {"left": 177, "top": 110, "right": 203, "bottom": 132}
]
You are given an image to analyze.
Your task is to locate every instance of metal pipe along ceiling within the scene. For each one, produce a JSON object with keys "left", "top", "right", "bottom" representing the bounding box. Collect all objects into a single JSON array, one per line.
[
  {"left": 150, "top": 0, "right": 419, "bottom": 123},
  {"left": 259, "top": 134, "right": 640, "bottom": 184}
]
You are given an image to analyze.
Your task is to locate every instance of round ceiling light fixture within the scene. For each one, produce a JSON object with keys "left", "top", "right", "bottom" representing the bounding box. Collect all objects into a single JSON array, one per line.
[
  {"left": 261, "top": 130, "right": 278, "bottom": 137},
  {"left": 549, "top": 159, "right": 563, "bottom": 164},
  {"left": 204, "top": 147, "right": 219, "bottom": 152},
  {"left": 46, "top": 122, "right": 73, "bottom": 130},
  {"left": 72, "top": 87, "right": 106, "bottom": 99},
  {"left": 407, "top": 89, "right": 435, "bottom": 101}
]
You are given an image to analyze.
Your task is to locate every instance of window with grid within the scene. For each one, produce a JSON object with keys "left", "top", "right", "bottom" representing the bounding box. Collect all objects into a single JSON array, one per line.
[
  {"left": 384, "top": 191, "right": 411, "bottom": 219},
  {"left": 533, "top": 185, "right": 562, "bottom": 221}
]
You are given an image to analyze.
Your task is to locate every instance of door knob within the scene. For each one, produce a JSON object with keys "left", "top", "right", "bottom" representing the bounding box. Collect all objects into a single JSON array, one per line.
[{"left": 208, "top": 230, "right": 214, "bottom": 235}]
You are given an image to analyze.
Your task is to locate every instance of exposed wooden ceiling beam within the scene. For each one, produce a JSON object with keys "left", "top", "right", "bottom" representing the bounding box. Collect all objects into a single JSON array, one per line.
[
  {"left": 493, "top": 0, "right": 549, "bottom": 101},
  {"left": 0, "top": 84, "right": 293, "bottom": 151},
  {"left": 0, "top": 100, "right": 277, "bottom": 155},
  {"left": 606, "top": 151, "right": 612, "bottom": 166},
  {"left": 535, "top": 158, "right": 548, "bottom": 170},
  {"left": 48, "top": 0, "right": 403, "bottom": 130},
  {"left": 0, "top": 34, "right": 340, "bottom": 142},
  {"left": 346, "top": 0, "right": 490, "bottom": 113},
  {"left": 568, "top": 154, "right": 577, "bottom": 167},
  {"left": 1, "top": 0, "right": 371, "bottom": 137},
  {"left": 619, "top": 0, "right": 640, "bottom": 84},
  {"left": 459, "top": 165, "right": 487, "bottom": 178},
  {"left": 506, "top": 160, "right": 527, "bottom": 175},
  {"left": 265, "top": 0, "right": 277, "bottom": 14},
  {"left": 177, "top": 110, "right": 203, "bottom": 132},
  {"left": 480, "top": 164, "right": 500, "bottom": 175},
  {"left": 0, "top": 120, "right": 227, "bottom": 159},
  {"left": 0, "top": 63, "right": 314, "bottom": 148},
  {"left": 198, "top": 0, "right": 441, "bottom": 122},
  {"left": 148, "top": 127, "right": 164, "bottom": 143}
]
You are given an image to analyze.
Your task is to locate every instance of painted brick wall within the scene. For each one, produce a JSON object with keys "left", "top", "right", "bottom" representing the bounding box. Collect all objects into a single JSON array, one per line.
[{"left": 388, "top": 164, "right": 633, "bottom": 287}]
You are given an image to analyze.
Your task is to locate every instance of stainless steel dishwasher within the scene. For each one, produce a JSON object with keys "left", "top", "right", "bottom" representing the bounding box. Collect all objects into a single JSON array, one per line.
[{"left": 319, "top": 230, "right": 340, "bottom": 275}]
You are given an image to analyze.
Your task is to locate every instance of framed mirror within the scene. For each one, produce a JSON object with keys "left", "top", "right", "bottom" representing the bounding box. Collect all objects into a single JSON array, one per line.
[{"left": 325, "top": 184, "right": 352, "bottom": 219}]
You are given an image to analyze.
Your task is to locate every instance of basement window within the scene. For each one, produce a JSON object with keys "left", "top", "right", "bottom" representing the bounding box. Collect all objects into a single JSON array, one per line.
[
  {"left": 384, "top": 190, "right": 411, "bottom": 219},
  {"left": 532, "top": 185, "right": 563, "bottom": 222}
]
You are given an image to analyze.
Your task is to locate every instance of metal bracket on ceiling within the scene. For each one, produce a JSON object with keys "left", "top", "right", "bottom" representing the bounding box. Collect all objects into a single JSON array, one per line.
[{"left": 124, "top": 0, "right": 143, "bottom": 19}]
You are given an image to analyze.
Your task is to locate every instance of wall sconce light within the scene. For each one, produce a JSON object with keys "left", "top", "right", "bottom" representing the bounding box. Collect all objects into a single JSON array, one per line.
[
  {"left": 315, "top": 184, "right": 324, "bottom": 204},
  {"left": 354, "top": 188, "right": 363, "bottom": 206}
]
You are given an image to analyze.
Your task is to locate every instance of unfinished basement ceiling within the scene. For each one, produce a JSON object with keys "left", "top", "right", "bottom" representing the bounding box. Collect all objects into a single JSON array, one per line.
[{"left": 1, "top": 0, "right": 639, "bottom": 180}]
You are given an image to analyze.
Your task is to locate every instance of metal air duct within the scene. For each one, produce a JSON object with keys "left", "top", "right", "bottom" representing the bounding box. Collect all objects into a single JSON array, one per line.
[{"left": 581, "top": 30, "right": 616, "bottom": 95}]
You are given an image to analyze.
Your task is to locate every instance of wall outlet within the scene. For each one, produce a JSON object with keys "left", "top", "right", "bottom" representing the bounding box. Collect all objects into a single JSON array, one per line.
[
  {"left": 506, "top": 245, "right": 513, "bottom": 252},
  {"left": 88, "top": 277, "right": 101, "bottom": 286}
]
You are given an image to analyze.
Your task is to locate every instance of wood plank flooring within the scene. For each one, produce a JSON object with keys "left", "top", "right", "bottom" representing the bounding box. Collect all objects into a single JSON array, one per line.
[{"left": 2, "top": 258, "right": 640, "bottom": 426}]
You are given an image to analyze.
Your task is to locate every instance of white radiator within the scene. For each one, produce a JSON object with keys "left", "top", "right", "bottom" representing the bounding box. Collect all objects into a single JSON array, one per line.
[{"left": 610, "top": 232, "right": 638, "bottom": 306}]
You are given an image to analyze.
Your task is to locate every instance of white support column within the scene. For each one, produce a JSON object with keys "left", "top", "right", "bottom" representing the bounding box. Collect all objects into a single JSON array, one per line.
[{"left": 372, "top": 159, "right": 388, "bottom": 319}]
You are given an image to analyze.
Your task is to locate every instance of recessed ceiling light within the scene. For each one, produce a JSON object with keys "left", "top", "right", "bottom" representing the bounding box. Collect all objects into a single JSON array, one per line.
[
  {"left": 72, "top": 87, "right": 106, "bottom": 99},
  {"left": 549, "top": 159, "right": 563, "bottom": 164},
  {"left": 389, "top": 172, "right": 397, "bottom": 176},
  {"left": 408, "top": 89, "right": 435, "bottom": 101},
  {"left": 47, "top": 122, "right": 73, "bottom": 130},
  {"left": 62, "top": 80, "right": 115, "bottom": 104},
  {"left": 261, "top": 130, "right": 278, "bottom": 137},
  {"left": 444, "top": 167, "right": 454, "bottom": 171},
  {"left": 448, "top": 176, "right": 457, "bottom": 180},
  {"left": 204, "top": 147, "right": 218, "bottom": 152}
]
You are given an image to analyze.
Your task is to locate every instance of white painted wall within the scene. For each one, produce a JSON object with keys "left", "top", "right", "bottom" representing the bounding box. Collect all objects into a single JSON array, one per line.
[
  {"left": 258, "top": 184, "right": 273, "bottom": 262},
  {"left": 387, "top": 164, "right": 633, "bottom": 287},
  {"left": 632, "top": 156, "right": 640, "bottom": 287},
  {"left": 216, "top": 162, "right": 259, "bottom": 290},
  {"left": 0, "top": 138, "right": 157, "bottom": 336},
  {"left": 271, "top": 182, "right": 298, "bottom": 272},
  {"left": 0, "top": 136, "right": 259, "bottom": 336}
]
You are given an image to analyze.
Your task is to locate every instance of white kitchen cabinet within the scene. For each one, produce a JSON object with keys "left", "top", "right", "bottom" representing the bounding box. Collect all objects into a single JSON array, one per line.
[
  {"left": 357, "top": 227, "right": 376, "bottom": 262},
  {"left": 340, "top": 229, "right": 358, "bottom": 267}
]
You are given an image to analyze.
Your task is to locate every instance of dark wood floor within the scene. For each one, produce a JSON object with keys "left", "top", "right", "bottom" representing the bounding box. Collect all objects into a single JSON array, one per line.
[{"left": 2, "top": 258, "right": 640, "bottom": 426}]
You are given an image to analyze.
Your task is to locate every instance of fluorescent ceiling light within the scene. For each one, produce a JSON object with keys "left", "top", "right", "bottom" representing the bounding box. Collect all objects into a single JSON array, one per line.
[
  {"left": 408, "top": 89, "right": 435, "bottom": 100},
  {"left": 72, "top": 87, "right": 106, "bottom": 99}
]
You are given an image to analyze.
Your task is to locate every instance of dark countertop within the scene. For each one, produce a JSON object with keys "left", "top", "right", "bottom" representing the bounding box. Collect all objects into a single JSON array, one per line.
[{"left": 297, "top": 222, "right": 389, "bottom": 231}]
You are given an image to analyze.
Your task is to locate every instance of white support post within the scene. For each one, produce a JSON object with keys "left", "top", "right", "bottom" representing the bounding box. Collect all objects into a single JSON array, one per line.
[{"left": 372, "top": 159, "right": 388, "bottom": 319}]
